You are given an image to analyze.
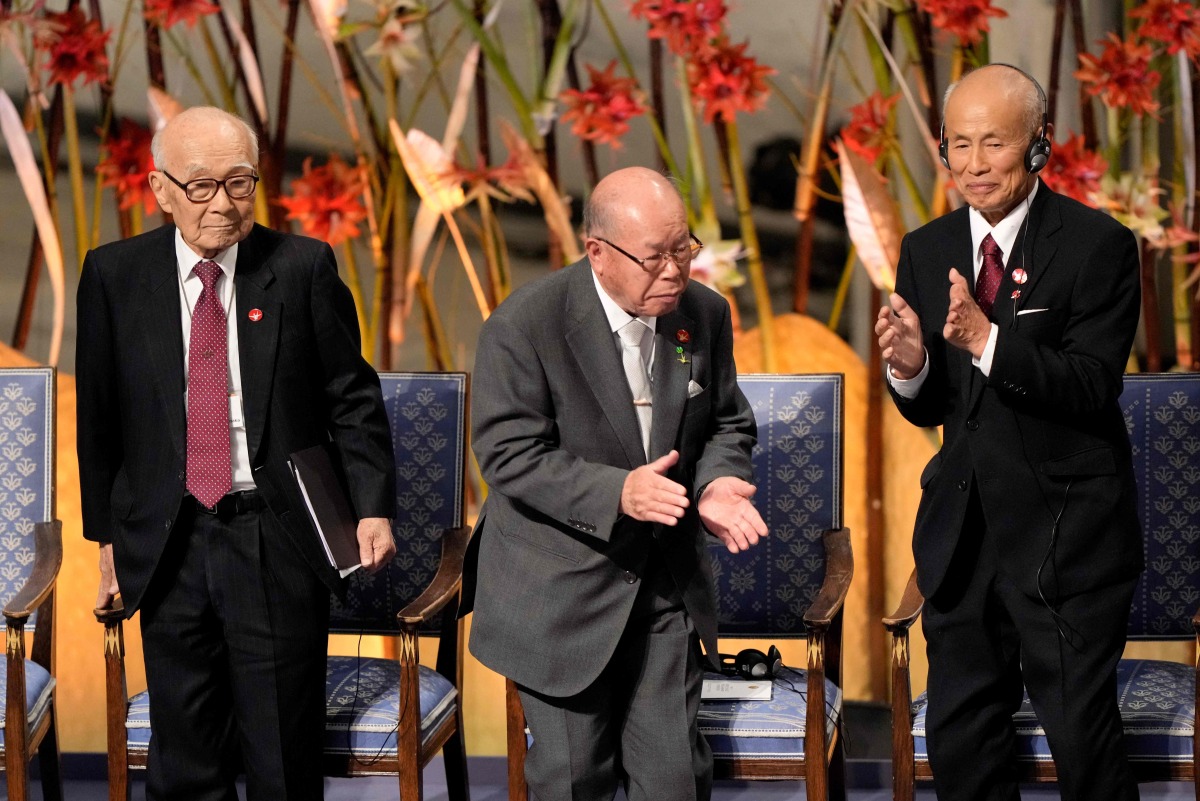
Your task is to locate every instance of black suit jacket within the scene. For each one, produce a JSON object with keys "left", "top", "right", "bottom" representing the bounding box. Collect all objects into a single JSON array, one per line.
[
  {"left": 76, "top": 224, "right": 395, "bottom": 614},
  {"left": 892, "top": 185, "right": 1143, "bottom": 600},
  {"left": 460, "top": 261, "right": 756, "bottom": 697}
]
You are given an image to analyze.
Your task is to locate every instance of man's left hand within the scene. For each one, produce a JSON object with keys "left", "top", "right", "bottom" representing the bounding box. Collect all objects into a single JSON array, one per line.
[
  {"left": 699, "top": 477, "right": 768, "bottom": 553},
  {"left": 944, "top": 268, "right": 991, "bottom": 358},
  {"left": 357, "top": 517, "right": 396, "bottom": 573}
]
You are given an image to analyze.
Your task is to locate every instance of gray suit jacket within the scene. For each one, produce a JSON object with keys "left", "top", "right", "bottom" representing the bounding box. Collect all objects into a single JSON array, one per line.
[{"left": 461, "top": 260, "right": 755, "bottom": 697}]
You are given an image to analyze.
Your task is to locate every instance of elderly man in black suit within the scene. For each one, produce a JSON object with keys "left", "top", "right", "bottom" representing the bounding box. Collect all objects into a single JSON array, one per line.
[
  {"left": 462, "top": 167, "right": 767, "bottom": 801},
  {"left": 76, "top": 106, "right": 396, "bottom": 801},
  {"left": 876, "top": 64, "right": 1143, "bottom": 800}
]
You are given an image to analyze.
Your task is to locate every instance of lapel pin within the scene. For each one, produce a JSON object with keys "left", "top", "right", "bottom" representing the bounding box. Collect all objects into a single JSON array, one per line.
[
  {"left": 1011, "top": 268, "right": 1028, "bottom": 285},
  {"left": 248, "top": 308, "right": 263, "bottom": 322},
  {"left": 676, "top": 329, "right": 690, "bottom": 344},
  {"left": 675, "top": 345, "right": 690, "bottom": 364},
  {"left": 1011, "top": 290, "right": 1021, "bottom": 300}
]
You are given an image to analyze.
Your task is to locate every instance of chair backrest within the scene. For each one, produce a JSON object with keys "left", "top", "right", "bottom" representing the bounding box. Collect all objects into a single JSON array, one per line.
[
  {"left": 1122, "top": 373, "right": 1200, "bottom": 641},
  {"left": 329, "top": 372, "right": 468, "bottom": 634},
  {"left": 708, "top": 373, "right": 844, "bottom": 638},
  {"left": 0, "top": 367, "right": 54, "bottom": 614}
]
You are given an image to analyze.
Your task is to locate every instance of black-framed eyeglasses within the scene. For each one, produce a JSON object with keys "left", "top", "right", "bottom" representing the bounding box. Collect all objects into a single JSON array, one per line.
[
  {"left": 162, "top": 171, "right": 259, "bottom": 203},
  {"left": 594, "top": 232, "right": 704, "bottom": 273}
]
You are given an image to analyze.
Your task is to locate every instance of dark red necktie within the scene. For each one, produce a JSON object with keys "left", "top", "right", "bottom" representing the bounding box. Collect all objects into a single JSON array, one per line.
[
  {"left": 975, "top": 233, "right": 1004, "bottom": 321},
  {"left": 186, "top": 261, "right": 231, "bottom": 508}
]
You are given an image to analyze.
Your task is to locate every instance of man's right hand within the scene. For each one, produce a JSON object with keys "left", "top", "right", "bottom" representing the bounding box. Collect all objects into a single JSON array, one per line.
[
  {"left": 876, "top": 293, "right": 925, "bottom": 380},
  {"left": 97, "top": 542, "right": 120, "bottom": 610},
  {"left": 620, "top": 449, "right": 690, "bottom": 526}
]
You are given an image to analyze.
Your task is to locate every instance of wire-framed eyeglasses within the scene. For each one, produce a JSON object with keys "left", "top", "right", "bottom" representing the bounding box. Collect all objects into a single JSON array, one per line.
[
  {"left": 162, "top": 171, "right": 259, "bottom": 203},
  {"left": 595, "top": 233, "right": 704, "bottom": 273}
]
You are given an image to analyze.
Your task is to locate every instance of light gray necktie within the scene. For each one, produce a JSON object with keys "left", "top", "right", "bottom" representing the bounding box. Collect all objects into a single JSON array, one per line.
[{"left": 617, "top": 319, "right": 653, "bottom": 459}]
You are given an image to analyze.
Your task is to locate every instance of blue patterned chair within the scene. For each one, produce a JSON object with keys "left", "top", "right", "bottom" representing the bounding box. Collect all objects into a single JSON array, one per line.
[
  {"left": 0, "top": 367, "right": 63, "bottom": 801},
  {"left": 886, "top": 372, "right": 1200, "bottom": 800},
  {"left": 97, "top": 371, "right": 471, "bottom": 801},
  {"left": 504, "top": 373, "right": 852, "bottom": 801}
]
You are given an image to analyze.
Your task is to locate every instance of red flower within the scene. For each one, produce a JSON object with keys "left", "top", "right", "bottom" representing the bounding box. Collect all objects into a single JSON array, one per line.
[
  {"left": 629, "top": 0, "right": 727, "bottom": 56},
  {"left": 1075, "top": 33, "right": 1161, "bottom": 117},
  {"left": 143, "top": 0, "right": 221, "bottom": 29},
  {"left": 686, "top": 37, "right": 775, "bottom": 124},
  {"left": 97, "top": 118, "right": 157, "bottom": 215},
  {"left": 559, "top": 61, "right": 646, "bottom": 149},
  {"left": 277, "top": 154, "right": 368, "bottom": 246},
  {"left": 34, "top": 8, "right": 110, "bottom": 87},
  {"left": 1039, "top": 132, "right": 1107, "bottom": 208},
  {"left": 840, "top": 91, "right": 900, "bottom": 163},
  {"left": 916, "top": 0, "right": 1007, "bottom": 46},
  {"left": 1131, "top": 0, "right": 1200, "bottom": 61}
]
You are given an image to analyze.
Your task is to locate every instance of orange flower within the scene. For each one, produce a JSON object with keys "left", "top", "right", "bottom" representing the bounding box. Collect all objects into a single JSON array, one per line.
[
  {"left": 34, "top": 8, "right": 110, "bottom": 87},
  {"left": 840, "top": 91, "right": 900, "bottom": 163},
  {"left": 443, "top": 152, "right": 534, "bottom": 204},
  {"left": 916, "top": 0, "right": 1007, "bottom": 46},
  {"left": 1131, "top": 0, "right": 1200, "bottom": 61},
  {"left": 629, "top": 0, "right": 727, "bottom": 56},
  {"left": 559, "top": 61, "right": 646, "bottom": 149},
  {"left": 1075, "top": 33, "right": 1161, "bottom": 118},
  {"left": 277, "top": 154, "right": 368, "bottom": 246},
  {"left": 143, "top": 0, "right": 221, "bottom": 29},
  {"left": 97, "top": 118, "right": 157, "bottom": 215},
  {"left": 686, "top": 37, "right": 775, "bottom": 124},
  {"left": 1039, "top": 132, "right": 1106, "bottom": 208}
]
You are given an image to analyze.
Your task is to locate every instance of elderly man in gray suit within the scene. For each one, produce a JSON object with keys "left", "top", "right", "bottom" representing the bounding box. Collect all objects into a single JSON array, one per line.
[{"left": 461, "top": 167, "right": 767, "bottom": 800}]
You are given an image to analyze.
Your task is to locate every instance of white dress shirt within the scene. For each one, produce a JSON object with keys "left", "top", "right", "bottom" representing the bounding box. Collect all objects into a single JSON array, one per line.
[{"left": 592, "top": 269, "right": 658, "bottom": 376}]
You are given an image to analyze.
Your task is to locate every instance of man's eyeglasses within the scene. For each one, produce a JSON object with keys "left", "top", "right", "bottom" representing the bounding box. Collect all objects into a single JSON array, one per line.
[
  {"left": 595, "top": 233, "right": 704, "bottom": 273},
  {"left": 162, "top": 171, "right": 259, "bottom": 203}
]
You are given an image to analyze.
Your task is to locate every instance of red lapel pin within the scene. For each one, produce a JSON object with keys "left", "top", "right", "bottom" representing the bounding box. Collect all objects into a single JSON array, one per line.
[
  {"left": 676, "top": 329, "right": 690, "bottom": 344},
  {"left": 248, "top": 308, "right": 263, "bottom": 322}
]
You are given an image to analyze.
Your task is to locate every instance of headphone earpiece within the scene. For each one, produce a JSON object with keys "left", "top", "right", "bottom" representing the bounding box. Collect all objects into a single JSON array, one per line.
[
  {"left": 938, "top": 63, "right": 1052, "bottom": 175},
  {"left": 938, "top": 122, "right": 950, "bottom": 170},
  {"left": 718, "top": 645, "right": 782, "bottom": 681},
  {"left": 1026, "top": 120, "right": 1052, "bottom": 174}
]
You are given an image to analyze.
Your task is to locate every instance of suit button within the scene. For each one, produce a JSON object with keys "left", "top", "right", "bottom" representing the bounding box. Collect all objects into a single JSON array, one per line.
[
  {"left": 164, "top": 519, "right": 173, "bottom": 530},
  {"left": 966, "top": 419, "right": 979, "bottom": 431},
  {"left": 623, "top": 571, "right": 637, "bottom": 584},
  {"left": 957, "top": 481, "right": 968, "bottom": 492},
  {"left": 178, "top": 471, "right": 185, "bottom": 482}
]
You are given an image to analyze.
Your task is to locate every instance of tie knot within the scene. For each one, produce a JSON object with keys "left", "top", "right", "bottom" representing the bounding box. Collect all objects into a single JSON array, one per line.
[
  {"left": 981, "top": 233, "right": 1003, "bottom": 260},
  {"left": 194, "top": 260, "right": 221, "bottom": 290},
  {"left": 618, "top": 320, "right": 649, "bottom": 349}
]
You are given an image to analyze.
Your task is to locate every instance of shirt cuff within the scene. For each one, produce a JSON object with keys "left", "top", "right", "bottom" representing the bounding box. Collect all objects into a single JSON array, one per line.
[
  {"left": 971, "top": 324, "right": 1000, "bottom": 376},
  {"left": 886, "top": 350, "right": 930, "bottom": 399}
]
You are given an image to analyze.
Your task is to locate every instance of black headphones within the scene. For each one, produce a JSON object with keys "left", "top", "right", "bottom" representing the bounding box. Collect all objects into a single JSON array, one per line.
[
  {"left": 718, "top": 646, "right": 782, "bottom": 681},
  {"left": 938, "top": 63, "right": 1052, "bottom": 175}
]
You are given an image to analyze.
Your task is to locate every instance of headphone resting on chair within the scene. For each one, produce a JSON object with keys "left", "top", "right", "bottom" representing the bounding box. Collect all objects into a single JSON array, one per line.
[
  {"left": 938, "top": 62, "right": 1052, "bottom": 175},
  {"left": 718, "top": 645, "right": 782, "bottom": 681}
]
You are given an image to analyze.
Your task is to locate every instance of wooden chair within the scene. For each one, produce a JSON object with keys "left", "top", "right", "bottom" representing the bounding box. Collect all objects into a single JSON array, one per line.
[
  {"left": 97, "top": 371, "right": 471, "bottom": 800},
  {"left": 886, "top": 372, "right": 1200, "bottom": 799},
  {"left": 506, "top": 373, "right": 853, "bottom": 801},
  {"left": 0, "top": 367, "right": 64, "bottom": 801}
]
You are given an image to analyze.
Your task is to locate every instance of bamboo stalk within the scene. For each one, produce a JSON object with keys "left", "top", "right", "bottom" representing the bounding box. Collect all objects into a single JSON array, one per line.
[
  {"left": 725, "top": 119, "right": 775, "bottom": 371},
  {"left": 63, "top": 89, "right": 88, "bottom": 271}
]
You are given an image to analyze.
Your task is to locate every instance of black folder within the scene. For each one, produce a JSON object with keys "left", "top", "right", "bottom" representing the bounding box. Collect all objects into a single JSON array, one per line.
[{"left": 288, "top": 443, "right": 361, "bottom": 577}]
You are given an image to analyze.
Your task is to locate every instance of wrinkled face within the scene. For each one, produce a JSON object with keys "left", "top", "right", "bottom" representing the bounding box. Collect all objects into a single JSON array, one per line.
[
  {"left": 943, "top": 86, "right": 1038, "bottom": 226},
  {"left": 149, "top": 121, "right": 257, "bottom": 259},
  {"left": 587, "top": 190, "right": 690, "bottom": 318}
]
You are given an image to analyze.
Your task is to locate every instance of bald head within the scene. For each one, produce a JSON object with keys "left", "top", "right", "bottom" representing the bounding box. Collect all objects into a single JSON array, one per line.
[
  {"left": 583, "top": 167, "right": 685, "bottom": 240},
  {"left": 943, "top": 65, "right": 1043, "bottom": 142},
  {"left": 151, "top": 107, "right": 259, "bottom": 173}
]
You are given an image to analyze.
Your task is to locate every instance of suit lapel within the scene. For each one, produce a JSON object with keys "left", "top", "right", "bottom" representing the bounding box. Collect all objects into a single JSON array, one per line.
[
  {"left": 649, "top": 309, "right": 693, "bottom": 461},
  {"left": 1009, "top": 186, "right": 1060, "bottom": 316},
  {"left": 233, "top": 227, "right": 280, "bottom": 464},
  {"left": 140, "top": 229, "right": 186, "bottom": 464},
  {"left": 564, "top": 263, "right": 647, "bottom": 467}
]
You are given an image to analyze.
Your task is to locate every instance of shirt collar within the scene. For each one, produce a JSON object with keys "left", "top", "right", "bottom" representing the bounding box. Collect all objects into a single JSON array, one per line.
[
  {"left": 968, "top": 179, "right": 1039, "bottom": 263},
  {"left": 591, "top": 268, "right": 658, "bottom": 335},
  {"left": 175, "top": 228, "right": 238, "bottom": 284}
]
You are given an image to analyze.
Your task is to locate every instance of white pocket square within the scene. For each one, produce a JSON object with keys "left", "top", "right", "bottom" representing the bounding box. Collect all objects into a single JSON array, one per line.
[
  {"left": 1017, "top": 308, "right": 1050, "bottom": 316},
  {"left": 687, "top": 380, "right": 705, "bottom": 398}
]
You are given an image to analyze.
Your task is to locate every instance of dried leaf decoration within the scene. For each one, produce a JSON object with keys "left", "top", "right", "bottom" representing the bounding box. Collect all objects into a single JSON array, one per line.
[
  {"left": 146, "top": 86, "right": 185, "bottom": 132},
  {"left": 836, "top": 138, "right": 901, "bottom": 292},
  {"left": 222, "top": 6, "right": 268, "bottom": 128}
]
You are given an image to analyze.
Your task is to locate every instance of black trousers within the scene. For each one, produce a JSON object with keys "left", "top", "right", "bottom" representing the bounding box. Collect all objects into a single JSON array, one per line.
[
  {"left": 139, "top": 501, "right": 330, "bottom": 801},
  {"left": 922, "top": 488, "right": 1139, "bottom": 801}
]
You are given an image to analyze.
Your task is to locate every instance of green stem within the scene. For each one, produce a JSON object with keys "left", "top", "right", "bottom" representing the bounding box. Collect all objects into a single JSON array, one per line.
[
  {"left": 726, "top": 119, "right": 775, "bottom": 370},
  {"left": 341, "top": 240, "right": 369, "bottom": 358},
  {"left": 827, "top": 246, "right": 858, "bottom": 332},
  {"left": 450, "top": 0, "right": 540, "bottom": 147},
  {"left": 677, "top": 57, "right": 715, "bottom": 232},
  {"left": 200, "top": 19, "right": 238, "bottom": 109},
  {"left": 63, "top": 89, "right": 88, "bottom": 271}
]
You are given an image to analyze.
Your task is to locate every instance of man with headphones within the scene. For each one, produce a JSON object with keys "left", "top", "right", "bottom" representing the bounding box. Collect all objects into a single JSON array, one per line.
[{"left": 876, "top": 64, "right": 1143, "bottom": 800}]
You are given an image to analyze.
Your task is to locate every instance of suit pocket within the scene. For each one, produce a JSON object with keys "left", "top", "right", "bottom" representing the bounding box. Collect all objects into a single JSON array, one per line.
[
  {"left": 1040, "top": 446, "right": 1116, "bottom": 478},
  {"left": 495, "top": 512, "right": 581, "bottom": 564},
  {"left": 919, "top": 452, "right": 943, "bottom": 489},
  {"left": 1015, "top": 308, "right": 1067, "bottom": 341}
]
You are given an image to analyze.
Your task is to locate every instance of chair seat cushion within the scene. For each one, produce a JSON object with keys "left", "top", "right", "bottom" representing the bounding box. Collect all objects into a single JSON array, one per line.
[
  {"left": 697, "top": 666, "right": 843, "bottom": 761},
  {"left": 0, "top": 659, "right": 55, "bottom": 747},
  {"left": 911, "top": 658, "right": 1195, "bottom": 764},
  {"left": 126, "top": 656, "right": 458, "bottom": 757}
]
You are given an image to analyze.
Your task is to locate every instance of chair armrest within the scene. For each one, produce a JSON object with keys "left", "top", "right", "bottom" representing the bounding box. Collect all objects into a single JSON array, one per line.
[
  {"left": 94, "top": 597, "right": 126, "bottom": 625},
  {"left": 883, "top": 569, "right": 924, "bottom": 632},
  {"left": 398, "top": 525, "right": 471, "bottom": 626},
  {"left": 804, "top": 527, "right": 853, "bottom": 628},
  {"left": 3, "top": 521, "right": 62, "bottom": 624}
]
